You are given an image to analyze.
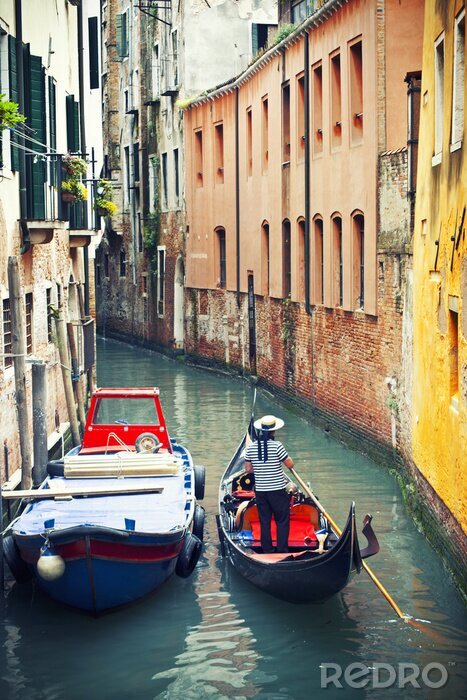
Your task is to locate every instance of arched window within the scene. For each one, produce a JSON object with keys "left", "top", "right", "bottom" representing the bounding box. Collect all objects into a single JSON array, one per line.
[
  {"left": 282, "top": 219, "right": 291, "bottom": 297},
  {"left": 297, "top": 218, "right": 306, "bottom": 300},
  {"left": 215, "top": 227, "right": 226, "bottom": 289},
  {"left": 261, "top": 221, "right": 270, "bottom": 296},
  {"left": 331, "top": 214, "right": 343, "bottom": 306},
  {"left": 313, "top": 216, "right": 324, "bottom": 304},
  {"left": 352, "top": 213, "right": 364, "bottom": 309}
]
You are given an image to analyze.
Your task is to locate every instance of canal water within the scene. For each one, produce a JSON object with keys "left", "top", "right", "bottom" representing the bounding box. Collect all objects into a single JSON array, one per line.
[{"left": 1, "top": 337, "right": 466, "bottom": 699}]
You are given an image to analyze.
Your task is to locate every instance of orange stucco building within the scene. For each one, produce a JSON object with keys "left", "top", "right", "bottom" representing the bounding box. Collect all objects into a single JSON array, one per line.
[{"left": 184, "top": 0, "right": 424, "bottom": 458}]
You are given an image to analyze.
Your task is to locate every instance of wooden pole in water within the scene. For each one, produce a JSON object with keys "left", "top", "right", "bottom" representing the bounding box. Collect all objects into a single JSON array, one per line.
[
  {"left": 290, "top": 467, "right": 409, "bottom": 621},
  {"left": 31, "top": 361, "right": 48, "bottom": 485},
  {"left": 67, "top": 322, "right": 86, "bottom": 431},
  {"left": 7, "top": 257, "right": 32, "bottom": 490},
  {"left": 53, "top": 311, "right": 80, "bottom": 446}
]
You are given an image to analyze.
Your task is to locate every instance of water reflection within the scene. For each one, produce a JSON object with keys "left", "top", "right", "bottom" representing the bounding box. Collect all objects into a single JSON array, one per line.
[{"left": 1, "top": 337, "right": 465, "bottom": 700}]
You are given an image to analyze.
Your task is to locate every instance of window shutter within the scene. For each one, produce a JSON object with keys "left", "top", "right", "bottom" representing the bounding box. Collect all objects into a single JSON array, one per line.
[
  {"left": 124, "top": 12, "right": 129, "bottom": 57},
  {"left": 252, "top": 24, "right": 259, "bottom": 56},
  {"left": 133, "top": 142, "right": 139, "bottom": 182},
  {"left": 29, "top": 54, "right": 46, "bottom": 218},
  {"left": 88, "top": 17, "right": 99, "bottom": 89},
  {"left": 48, "top": 77, "right": 57, "bottom": 184},
  {"left": 73, "top": 100, "right": 80, "bottom": 151},
  {"left": 8, "top": 35, "right": 19, "bottom": 171},
  {"left": 66, "top": 94, "right": 74, "bottom": 150},
  {"left": 116, "top": 13, "right": 123, "bottom": 58}
]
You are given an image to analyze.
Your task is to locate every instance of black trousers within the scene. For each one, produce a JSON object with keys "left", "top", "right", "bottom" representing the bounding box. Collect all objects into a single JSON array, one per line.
[{"left": 256, "top": 489, "right": 290, "bottom": 553}]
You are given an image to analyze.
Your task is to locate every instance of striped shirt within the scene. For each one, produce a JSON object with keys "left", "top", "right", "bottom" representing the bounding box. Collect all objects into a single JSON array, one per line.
[{"left": 245, "top": 439, "right": 288, "bottom": 491}]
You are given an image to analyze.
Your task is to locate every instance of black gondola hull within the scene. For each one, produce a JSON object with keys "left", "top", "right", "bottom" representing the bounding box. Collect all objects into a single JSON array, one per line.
[{"left": 222, "top": 506, "right": 357, "bottom": 604}]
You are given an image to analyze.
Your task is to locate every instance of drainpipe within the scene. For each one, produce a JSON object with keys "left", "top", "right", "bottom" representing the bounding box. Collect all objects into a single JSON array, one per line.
[
  {"left": 235, "top": 86, "right": 240, "bottom": 306},
  {"left": 129, "top": 8, "right": 137, "bottom": 289},
  {"left": 15, "top": 0, "right": 27, "bottom": 229},
  {"left": 77, "top": 1, "right": 90, "bottom": 316},
  {"left": 304, "top": 31, "right": 311, "bottom": 316}
]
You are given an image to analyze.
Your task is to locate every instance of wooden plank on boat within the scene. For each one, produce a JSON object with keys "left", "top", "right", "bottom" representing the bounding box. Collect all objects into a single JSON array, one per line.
[{"left": 1, "top": 485, "right": 164, "bottom": 500}]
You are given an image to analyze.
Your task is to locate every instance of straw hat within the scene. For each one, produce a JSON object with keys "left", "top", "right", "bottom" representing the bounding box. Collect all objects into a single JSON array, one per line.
[{"left": 253, "top": 414, "right": 285, "bottom": 432}]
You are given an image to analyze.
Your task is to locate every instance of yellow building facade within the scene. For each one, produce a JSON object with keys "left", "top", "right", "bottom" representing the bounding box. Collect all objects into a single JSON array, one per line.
[{"left": 413, "top": 1, "right": 466, "bottom": 533}]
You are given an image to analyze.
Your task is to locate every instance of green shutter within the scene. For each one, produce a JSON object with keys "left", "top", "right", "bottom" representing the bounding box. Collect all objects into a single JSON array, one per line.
[
  {"left": 88, "top": 17, "right": 99, "bottom": 89},
  {"left": 66, "top": 94, "right": 74, "bottom": 150},
  {"left": 124, "top": 12, "right": 129, "bottom": 57},
  {"left": 73, "top": 100, "right": 80, "bottom": 151},
  {"left": 29, "top": 55, "right": 46, "bottom": 218},
  {"left": 8, "top": 35, "right": 19, "bottom": 171},
  {"left": 48, "top": 77, "right": 56, "bottom": 184},
  {"left": 252, "top": 24, "right": 259, "bottom": 56},
  {"left": 116, "top": 12, "right": 129, "bottom": 59},
  {"left": 116, "top": 13, "right": 123, "bottom": 58}
]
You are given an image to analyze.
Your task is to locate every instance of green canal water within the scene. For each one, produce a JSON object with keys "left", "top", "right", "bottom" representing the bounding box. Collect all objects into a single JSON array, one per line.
[{"left": 1, "top": 337, "right": 466, "bottom": 699}]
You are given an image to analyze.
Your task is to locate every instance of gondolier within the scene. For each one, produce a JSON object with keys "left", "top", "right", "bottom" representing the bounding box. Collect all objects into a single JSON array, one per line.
[{"left": 244, "top": 415, "right": 294, "bottom": 553}]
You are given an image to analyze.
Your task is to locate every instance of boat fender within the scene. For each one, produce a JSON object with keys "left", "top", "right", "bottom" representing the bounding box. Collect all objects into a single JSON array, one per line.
[
  {"left": 2, "top": 535, "right": 32, "bottom": 584},
  {"left": 46, "top": 459, "right": 65, "bottom": 477},
  {"left": 192, "top": 504, "right": 205, "bottom": 541},
  {"left": 37, "top": 543, "right": 66, "bottom": 581},
  {"left": 193, "top": 464, "right": 206, "bottom": 501},
  {"left": 215, "top": 515, "right": 226, "bottom": 557},
  {"left": 175, "top": 533, "right": 202, "bottom": 578}
]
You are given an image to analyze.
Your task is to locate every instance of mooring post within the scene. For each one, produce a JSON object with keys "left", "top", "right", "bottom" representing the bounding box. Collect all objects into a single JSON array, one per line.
[
  {"left": 67, "top": 322, "right": 86, "bottom": 432},
  {"left": 32, "top": 361, "right": 48, "bottom": 486},
  {"left": 7, "top": 257, "right": 32, "bottom": 490},
  {"left": 53, "top": 311, "right": 81, "bottom": 446}
]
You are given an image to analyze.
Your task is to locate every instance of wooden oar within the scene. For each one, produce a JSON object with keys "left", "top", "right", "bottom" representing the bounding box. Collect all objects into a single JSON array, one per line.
[
  {"left": 1, "top": 485, "right": 164, "bottom": 500},
  {"left": 290, "top": 467, "right": 410, "bottom": 621}
]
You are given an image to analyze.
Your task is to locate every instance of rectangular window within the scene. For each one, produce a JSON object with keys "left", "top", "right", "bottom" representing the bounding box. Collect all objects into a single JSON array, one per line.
[
  {"left": 152, "top": 44, "right": 160, "bottom": 97},
  {"left": 157, "top": 247, "right": 166, "bottom": 316},
  {"left": 66, "top": 94, "right": 80, "bottom": 152},
  {"left": 116, "top": 11, "right": 129, "bottom": 59},
  {"left": 434, "top": 34, "right": 445, "bottom": 160},
  {"left": 246, "top": 107, "right": 252, "bottom": 177},
  {"left": 282, "top": 83, "right": 291, "bottom": 162},
  {"left": 88, "top": 16, "right": 99, "bottom": 89},
  {"left": 217, "top": 229, "right": 226, "bottom": 289},
  {"left": 297, "top": 74, "right": 305, "bottom": 160},
  {"left": 149, "top": 155, "right": 158, "bottom": 212},
  {"left": 451, "top": 11, "right": 465, "bottom": 148},
  {"left": 133, "top": 142, "right": 140, "bottom": 182},
  {"left": 120, "top": 249, "right": 126, "bottom": 277},
  {"left": 448, "top": 308, "right": 459, "bottom": 400},
  {"left": 298, "top": 220, "right": 306, "bottom": 299},
  {"left": 104, "top": 253, "right": 109, "bottom": 277},
  {"left": 161, "top": 152, "right": 168, "bottom": 208},
  {"left": 2, "top": 299, "right": 12, "bottom": 369},
  {"left": 194, "top": 129, "right": 203, "bottom": 187},
  {"left": 25, "top": 292, "right": 33, "bottom": 355},
  {"left": 312, "top": 62, "right": 323, "bottom": 156},
  {"left": 331, "top": 52, "right": 342, "bottom": 149},
  {"left": 46, "top": 287, "right": 52, "bottom": 342},
  {"left": 252, "top": 23, "right": 271, "bottom": 55},
  {"left": 172, "top": 30, "right": 178, "bottom": 86},
  {"left": 124, "top": 146, "right": 130, "bottom": 203},
  {"left": 313, "top": 218, "right": 324, "bottom": 304},
  {"left": 282, "top": 221, "right": 291, "bottom": 297},
  {"left": 262, "top": 96, "right": 269, "bottom": 172},
  {"left": 174, "top": 148, "right": 180, "bottom": 202},
  {"left": 214, "top": 123, "right": 224, "bottom": 184},
  {"left": 349, "top": 38, "right": 363, "bottom": 145},
  {"left": 142, "top": 273, "right": 148, "bottom": 296}
]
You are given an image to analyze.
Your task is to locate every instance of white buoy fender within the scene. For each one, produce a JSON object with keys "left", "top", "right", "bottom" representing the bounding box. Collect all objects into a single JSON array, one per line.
[{"left": 37, "top": 545, "right": 66, "bottom": 581}]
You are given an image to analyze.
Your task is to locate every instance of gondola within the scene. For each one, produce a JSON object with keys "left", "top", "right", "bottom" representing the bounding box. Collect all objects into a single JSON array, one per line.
[{"left": 216, "top": 423, "right": 380, "bottom": 604}]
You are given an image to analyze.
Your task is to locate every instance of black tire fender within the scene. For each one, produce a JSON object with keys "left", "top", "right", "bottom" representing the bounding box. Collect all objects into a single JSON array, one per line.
[
  {"left": 3, "top": 535, "right": 32, "bottom": 583},
  {"left": 175, "top": 532, "right": 202, "bottom": 578},
  {"left": 192, "top": 504, "right": 205, "bottom": 541},
  {"left": 46, "top": 459, "right": 65, "bottom": 477},
  {"left": 193, "top": 464, "right": 206, "bottom": 501}
]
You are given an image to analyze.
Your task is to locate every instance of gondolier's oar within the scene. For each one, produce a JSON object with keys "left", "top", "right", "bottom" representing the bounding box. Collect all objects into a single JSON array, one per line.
[{"left": 290, "top": 467, "right": 409, "bottom": 621}]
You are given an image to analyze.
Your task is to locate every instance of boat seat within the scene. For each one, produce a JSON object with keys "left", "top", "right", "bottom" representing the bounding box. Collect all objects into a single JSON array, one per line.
[{"left": 236, "top": 501, "right": 319, "bottom": 548}]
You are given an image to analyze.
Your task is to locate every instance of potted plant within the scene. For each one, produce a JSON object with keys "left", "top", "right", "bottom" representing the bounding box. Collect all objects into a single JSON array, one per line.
[
  {"left": 61, "top": 180, "right": 88, "bottom": 203},
  {"left": 62, "top": 154, "right": 87, "bottom": 179},
  {"left": 95, "top": 178, "right": 117, "bottom": 217},
  {"left": 0, "top": 93, "right": 26, "bottom": 130}
]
